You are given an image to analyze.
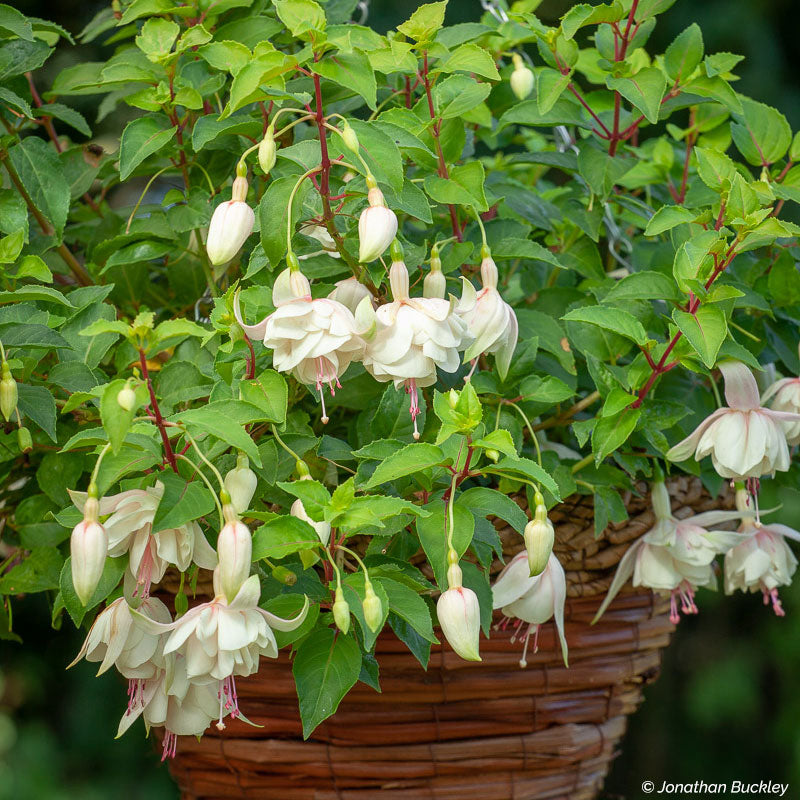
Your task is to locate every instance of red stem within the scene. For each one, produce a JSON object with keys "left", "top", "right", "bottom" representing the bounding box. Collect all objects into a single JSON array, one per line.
[{"left": 139, "top": 348, "right": 178, "bottom": 472}]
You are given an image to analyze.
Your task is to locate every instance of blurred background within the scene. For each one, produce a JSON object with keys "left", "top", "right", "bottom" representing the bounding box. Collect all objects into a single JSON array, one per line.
[{"left": 3, "top": 1, "right": 800, "bottom": 798}]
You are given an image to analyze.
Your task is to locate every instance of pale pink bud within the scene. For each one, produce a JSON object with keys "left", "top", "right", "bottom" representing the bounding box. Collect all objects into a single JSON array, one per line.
[
  {"left": 216, "top": 504, "right": 252, "bottom": 602},
  {"left": 437, "top": 586, "right": 482, "bottom": 661},
  {"left": 223, "top": 454, "right": 257, "bottom": 514},
  {"left": 358, "top": 186, "right": 397, "bottom": 263},
  {"left": 70, "top": 496, "right": 108, "bottom": 606},
  {"left": 206, "top": 190, "right": 255, "bottom": 266}
]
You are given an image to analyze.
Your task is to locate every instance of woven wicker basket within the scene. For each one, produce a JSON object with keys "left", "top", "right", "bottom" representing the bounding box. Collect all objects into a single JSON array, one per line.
[{"left": 160, "top": 476, "right": 732, "bottom": 800}]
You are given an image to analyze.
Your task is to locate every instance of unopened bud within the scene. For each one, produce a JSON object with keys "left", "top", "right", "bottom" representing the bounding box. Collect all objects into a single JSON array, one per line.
[
  {"left": 0, "top": 362, "right": 17, "bottom": 422},
  {"left": 206, "top": 178, "right": 255, "bottom": 266},
  {"left": 423, "top": 263, "right": 446, "bottom": 299},
  {"left": 258, "top": 128, "right": 277, "bottom": 174},
  {"left": 295, "top": 460, "right": 311, "bottom": 479},
  {"left": 17, "top": 426, "right": 32, "bottom": 453},
  {"left": 448, "top": 389, "right": 459, "bottom": 409},
  {"left": 71, "top": 490, "right": 108, "bottom": 606},
  {"left": 524, "top": 493, "right": 554, "bottom": 576},
  {"left": 358, "top": 180, "right": 398, "bottom": 263},
  {"left": 271, "top": 565, "right": 297, "bottom": 586},
  {"left": 332, "top": 585, "right": 350, "bottom": 634},
  {"left": 341, "top": 121, "right": 360, "bottom": 154},
  {"left": 299, "top": 549, "right": 319, "bottom": 569},
  {"left": 216, "top": 504, "right": 252, "bottom": 603},
  {"left": 362, "top": 579, "right": 383, "bottom": 632},
  {"left": 437, "top": 585, "right": 481, "bottom": 661},
  {"left": 223, "top": 453, "right": 258, "bottom": 514},
  {"left": 510, "top": 54, "right": 534, "bottom": 100},
  {"left": 116, "top": 384, "right": 137, "bottom": 412},
  {"left": 484, "top": 448, "right": 500, "bottom": 463}
]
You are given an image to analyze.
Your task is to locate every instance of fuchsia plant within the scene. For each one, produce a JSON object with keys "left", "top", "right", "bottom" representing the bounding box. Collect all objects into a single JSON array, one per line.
[{"left": 1, "top": 0, "right": 800, "bottom": 763}]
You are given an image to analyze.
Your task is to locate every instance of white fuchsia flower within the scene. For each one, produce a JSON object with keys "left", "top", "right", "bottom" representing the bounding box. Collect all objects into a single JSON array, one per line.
[
  {"left": 69, "top": 595, "right": 171, "bottom": 679},
  {"left": 206, "top": 172, "right": 255, "bottom": 266},
  {"left": 724, "top": 489, "right": 800, "bottom": 615},
  {"left": 456, "top": 247, "right": 518, "bottom": 381},
  {"left": 762, "top": 369, "right": 800, "bottom": 446},
  {"left": 70, "top": 491, "right": 108, "bottom": 606},
  {"left": 667, "top": 361, "right": 800, "bottom": 481},
  {"left": 327, "top": 277, "right": 374, "bottom": 316},
  {"left": 361, "top": 248, "right": 472, "bottom": 439},
  {"left": 234, "top": 263, "right": 369, "bottom": 423},
  {"left": 492, "top": 551, "right": 568, "bottom": 668},
  {"left": 594, "top": 480, "right": 747, "bottom": 624},
  {"left": 290, "top": 498, "right": 331, "bottom": 546},
  {"left": 357, "top": 176, "right": 397, "bottom": 263},
  {"left": 69, "top": 481, "right": 218, "bottom": 598},
  {"left": 299, "top": 222, "right": 340, "bottom": 258},
  {"left": 436, "top": 561, "right": 481, "bottom": 662},
  {"left": 223, "top": 453, "right": 258, "bottom": 515}
]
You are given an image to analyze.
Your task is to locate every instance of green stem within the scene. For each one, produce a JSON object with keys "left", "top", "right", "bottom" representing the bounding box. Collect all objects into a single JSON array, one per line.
[
  {"left": 505, "top": 400, "right": 542, "bottom": 467},
  {"left": 178, "top": 427, "right": 227, "bottom": 492},
  {"left": 89, "top": 442, "right": 113, "bottom": 488},
  {"left": 446, "top": 471, "right": 458, "bottom": 553},
  {"left": 286, "top": 166, "right": 323, "bottom": 253},
  {"left": 176, "top": 453, "right": 225, "bottom": 528},
  {"left": 271, "top": 424, "right": 303, "bottom": 463}
]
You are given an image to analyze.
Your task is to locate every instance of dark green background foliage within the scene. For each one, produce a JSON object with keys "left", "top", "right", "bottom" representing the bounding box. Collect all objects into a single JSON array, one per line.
[{"left": 2, "top": 0, "right": 800, "bottom": 798}]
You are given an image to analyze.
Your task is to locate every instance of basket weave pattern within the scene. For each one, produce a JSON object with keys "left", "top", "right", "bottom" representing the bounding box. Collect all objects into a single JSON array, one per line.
[{"left": 163, "top": 476, "right": 732, "bottom": 800}]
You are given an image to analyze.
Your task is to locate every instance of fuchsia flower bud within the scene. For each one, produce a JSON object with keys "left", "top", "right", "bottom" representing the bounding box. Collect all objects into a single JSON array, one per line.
[
  {"left": 509, "top": 54, "right": 534, "bottom": 100},
  {"left": 357, "top": 176, "right": 397, "bottom": 263},
  {"left": 258, "top": 128, "right": 277, "bottom": 174},
  {"left": 71, "top": 488, "right": 108, "bottom": 606},
  {"left": 223, "top": 453, "right": 257, "bottom": 514},
  {"left": 0, "top": 361, "right": 17, "bottom": 422},
  {"left": 436, "top": 560, "right": 482, "bottom": 661},
  {"left": 216, "top": 496, "right": 252, "bottom": 604},
  {"left": 206, "top": 168, "right": 255, "bottom": 266},
  {"left": 524, "top": 491, "right": 554, "bottom": 576}
]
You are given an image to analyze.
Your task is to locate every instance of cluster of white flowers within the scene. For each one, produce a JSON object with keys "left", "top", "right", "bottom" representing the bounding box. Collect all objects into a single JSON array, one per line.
[
  {"left": 68, "top": 460, "right": 309, "bottom": 760},
  {"left": 234, "top": 241, "right": 518, "bottom": 439}
]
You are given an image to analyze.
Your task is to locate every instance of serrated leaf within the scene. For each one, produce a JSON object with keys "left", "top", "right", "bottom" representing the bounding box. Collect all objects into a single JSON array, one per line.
[
  {"left": 562, "top": 306, "right": 649, "bottom": 346},
  {"left": 607, "top": 67, "right": 666, "bottom": 124},
  {"left": 119, "top": 115, "right": 176, "bottom": 181},
  {"left": 363, "top": 442, "right": 446, "bottom": 489},
  {"left": 151, "top": 470, "right": 215, "bottom": 531},
  {"left": 673, "top": 305, "right": 727, "bottom": 368}
]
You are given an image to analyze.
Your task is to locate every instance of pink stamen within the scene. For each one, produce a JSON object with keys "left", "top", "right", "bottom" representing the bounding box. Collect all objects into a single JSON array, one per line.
[
  {"left": 669, "top": 591, "right": 680, "bottom": 624},
  {"left": 217, "top": 676, "right": 241, "bottom": 730},
  {"left": 161, "top": 730, "right": 178, "bottom": 761},
  {"left": 518, "top": 624, "right": 539, "bottom": 669},
  {"left": 406, "top": 379, "right": 421, "bottom": 440},
  {"left": 762, "top": 585, "right": 786, "bottom": 617},
  {"left": 464, "top": 358, "right": 478, "bottom": 382},
  {"left": 133, "top": 542, "right": 155, "bottom": 599},
  {"left": 126, "top": 678, "right": 145, "bottom": 715},
  {"left": 315, "top": 357, "right": 339, "bottom": 424}
]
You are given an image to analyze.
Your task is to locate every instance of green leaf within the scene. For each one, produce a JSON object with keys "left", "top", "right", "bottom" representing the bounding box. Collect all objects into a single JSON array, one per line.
[
  {"left": 673, "top": 305, "right": 727, "bottom": 368},
  {"left": 8, "top": 137, "right": 69, "bottom": 235},
  {"left": 0, "top": 228, "right": 23, "bottom": 263},
  {"left": 397, "top": 1, "right": 446, "bottom": 43},
  {"left": 251, "top": 515, "right": 320, "bottom": 559},
  {"left": 606, "top": 67, "right": 666, "bottom": 124},
  {"left": 178, "top": 408, "right": 261, "bottom": 466},
  {"left": 644, "top": 204, "right": 697, "bottom": 236},
  {"left": 118, "top": 115, "right": 176, "bottom": 181},
  {"left": 562, "top": 306, "right": 649, "bottom": 346},
  {"left": 490, "top": 456, "right": 562, "bottom": 501},
  {"left": 376, "top": 577, "right": 437, "bottom": 643},
  {"left": 15, "top": 254, "right": 52, "bottom": 283},
  {"left": 603, "top": 270, "right": 681, "bottom": 302},
  {"left": 0, "top": 4, "right": 34, "bottom": 40},
  {"left": 239, "top": 369, "right": 288, "bottom": 425},
  {"left": 293, "top": 628, "right": 361, "bottom": 738},
  {"left": 192, "top": 112, "right": 262, "bottom": 151},
  {"left": 314, "top": 49, "right": 377, "bottom": 110},
  {"left": 274, "top": 0, "right": 326, "bottom": 38},
  {"left": 198, "top": 41, "right": 252, "bottom": 74},
  {"left": 694, "top": 146, "right": 737, "bottom": 191},
  {"left": 0, "top": 322, "right": 70, "bottom": 349},
  {"left": 731, "top": 98, "right": 792, "bottom": 166},
  {"left": 0, "top": 547, "right": 61, "bottom": 594},
  {"left": 100, "top": 379, "right": 138, "bottom": 454},
  {"left": 536, "top": 67, "right": 571, "bottom": 115},
  {"left": 457, "top": 486, "right": 527, "bottom": 534},
  {"left": 591, "top": 406, "right": 640, "bottom": 464},
  {"left": 470, "top": 429, "right": 517, "bottom": 458},
  {"left": 135, "top": 17, "right": 179, "bottom": 61},
  {"left": 363, "top": 442, "right": 446, "bottom": 489},
  {"left": 59, "top": 556, "right": 125, "bottom": 627},
  {"left": 672, "top": 229, "right": 720, "bottom": 293},
  {"left": 337, "top": 120, "right": 403, "bottom": 194},
  {"left": 664, "top": 23, "right": 704, "bottom": 82},
  {"left": 560, "top": 2, "right": 624, "bottom": 38},
  {"left": 577, "top": 144, "right": 633, "bottom": 197},
  {"left": 767, "top": 252, "right": 800, "bottom": 307},
  {"left": 151, "top": 470, "right": 215, "bottom": 531},
  {"left": 439, "top": 43, "right": 499, "bottom": 81},
  {"left": 259, "top": 175, "right": 311, "bottom": 267},
  {"left": 416, "top": 500, "right": 475, "bottom": 590},
  {"left": 424, "top": 161, "right": 488, "bottom": 212},
  {"left": 0, "top": 86, "right": 32, "bottom": 118},
  {"left": 433, "top": 74, "right": 491, "bottom": 120}
]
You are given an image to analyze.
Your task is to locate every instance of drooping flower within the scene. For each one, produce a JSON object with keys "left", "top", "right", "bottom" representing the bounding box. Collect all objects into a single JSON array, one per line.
[
  {"left": 69, "top": 595, "right": 172, "bottom": 678},
  {"left": 233, "top": 262, "right": 369, "bottom": 423},
  {"left": 492, "top": 551, "right": 568, "bottom": 668},
  {"left": 456, "top": 246, "right": 518, "bottom": 381},
  {"left": 69, "top": 482, "right": 218, "bottom": 598},
  {"left": 436, "top": 561, "right": 481, "bottom": 661},
  {"left": 290, "top": 498, "right": 331, "bottom": 546},
  {"left": 667, "top": 361, "right": 800, "bottom": 481},
  {"left": 762, "top": 371, "right": 800, "bottom": 445},
  {"left": 361, "top": 246, "right": 472, "bottom": 439},
  {"left": 216, "top": 499, "right": 252, "bottom": 604},
  {"left": 724, "top": 489, "right": 800, "bottom": 615},
  {"left": 357, "top": 176, "right": 397, "bottom": 263},
  {"left": 70, "top": 490, "right": 108, "bottom": 606},
  {"left": 223, "top": 452, "right": 258, "bottom": 514},
  {"left": 593, "top": 481, "right": 746, "bottom": 624},
  {"left": 206, "top": 171, "right": 255, "bottom": 266}
]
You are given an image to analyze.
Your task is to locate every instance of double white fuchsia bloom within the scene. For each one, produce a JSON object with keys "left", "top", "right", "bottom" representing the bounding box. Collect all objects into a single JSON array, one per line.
[
  {"left": 206, "top": 166, "right": 255, "bottom": 266},
  {"left": 69, "top": 482, "right": 218, "bottom": 598},
  {"left": 762, "top": 360, "right": 800, "bottom": 445},
  {"left": 667, "top": 361, "right": 800, "bottom": 481},
  {"left": 492, "top": 551, "right": 569, "bottom": 668},
  {"left": 594, "top": 481, "right": 746, "bottom": 625},
  {"left": 361, "top": 244, "right": 471, "bottom": 438},
  {"left": 234, "top": 260, "right": 370, "bottom": 423},
  {"left": 457, "top": 246, "right": 518, "bottom": 381},
  {"left": 724, "top": 489, "right": 800, "bottom": 615}
]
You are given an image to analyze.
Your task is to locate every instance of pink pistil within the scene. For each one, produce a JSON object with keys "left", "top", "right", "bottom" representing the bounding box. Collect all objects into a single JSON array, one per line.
[
  {"left": 669, "top": 581, "right": 699, "bottom": 624},
  {"left": 217, "top": 676, "right": 241, "bottom": 730},
  {"left": 161, "top": 730, "right": 178, "bottom": 761},
  {"left": 126, "top": 678, "right": 146, "bottom": 715},
  {"left": 133, "top": 542, "right": 155, "bottom": 599},
  {"left": 762, "top": 585, "right": 786, "bottom": 617},
  {"left": 518, "top": 623, "right": 540, "bottom": 669},
  {"left": 405, "top": 379, "right": 421, "bottom": 440},
  {"left": 464, "top": 358, "right": 478, "bottom": 382},
  {"left": 315, "top": 357, "right": 341, "bottom": 425}
]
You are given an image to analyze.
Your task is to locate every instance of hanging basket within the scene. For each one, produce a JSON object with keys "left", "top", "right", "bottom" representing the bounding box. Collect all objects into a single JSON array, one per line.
[{"left": 160, "top": 476, "right": 732, "bottom": 800}]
